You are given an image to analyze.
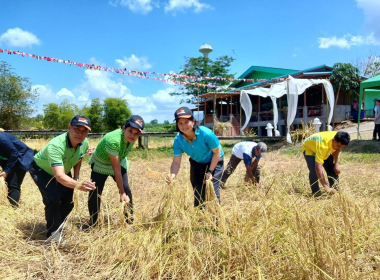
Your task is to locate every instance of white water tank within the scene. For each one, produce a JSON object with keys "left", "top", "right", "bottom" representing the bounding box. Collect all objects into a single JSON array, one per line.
[{"left": 199, "top": 44, "right": 213, "bottom": 58}]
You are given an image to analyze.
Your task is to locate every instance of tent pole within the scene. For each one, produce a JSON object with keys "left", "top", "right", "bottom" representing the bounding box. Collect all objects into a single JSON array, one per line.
[
  {"left": 213, "top": 92, "right": 216, "bottom": 133},
  {"left": 357, "top": 88, "right": 363, "bottom": 140},
  {"left": 239, "top": 104, "right": 242, "bottom": 134},
  {"left": 197, "top": 88, "right": 200, "bottom": 123}
]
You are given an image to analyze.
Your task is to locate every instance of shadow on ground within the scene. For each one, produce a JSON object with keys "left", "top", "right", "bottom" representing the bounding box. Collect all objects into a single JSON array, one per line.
[{"left": 17, "top": 221, "right": 47, "bottom": 241}]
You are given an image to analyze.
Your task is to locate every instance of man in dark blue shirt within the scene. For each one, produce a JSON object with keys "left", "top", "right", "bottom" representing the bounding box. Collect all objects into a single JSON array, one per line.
[{"left": 0, "top": 131, "right": 34, "bottom": 206}]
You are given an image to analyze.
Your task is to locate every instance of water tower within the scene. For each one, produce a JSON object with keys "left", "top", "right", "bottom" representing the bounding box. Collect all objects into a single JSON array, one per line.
[{"left": 199, "top": 43, "right": 213, "bottom": 58}]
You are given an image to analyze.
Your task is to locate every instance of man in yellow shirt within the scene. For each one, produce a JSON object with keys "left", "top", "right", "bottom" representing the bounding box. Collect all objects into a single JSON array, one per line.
[{"left": 302, "top": 131, "right": 350, "bottom": 196}]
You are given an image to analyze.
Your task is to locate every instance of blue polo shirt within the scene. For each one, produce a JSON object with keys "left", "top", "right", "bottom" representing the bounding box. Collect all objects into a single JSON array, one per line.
[{"left": 173, "top": 126, "right": 224, "bottom": 163}]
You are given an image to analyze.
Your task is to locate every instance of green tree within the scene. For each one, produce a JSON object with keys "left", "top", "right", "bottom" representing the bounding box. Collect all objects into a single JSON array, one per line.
[
  {"left": 43, "top": 103, "right": 60, "bottom": 129},
  {"left": 43, "top": 99, "right": 79, "bottom": 129},
  {"left": 85, "top": 98, "right": 103, "bottom": 132},
  {"left": 150, "top": 119, "right": 158, "bottom": 125},
  {"left": 103, "top": 97, "right": 131, "bottom": 131},
  {"left": 163, "top": 120, "right": 170, "bottom": 125},
  {"left": 171, "top": 55, "right": 235, "bottom": 104},
  {"left": 330, "top": 63, "right": 361, "bottom": 125},
  {"left": 59, "top": 99, "right": 79, "bottom": 128},
  {"left": 0, "top": 61, "right": 38, "bottom": 129},
  {"left": 28, "top": 114, "right": 45, "bottom": 130}
]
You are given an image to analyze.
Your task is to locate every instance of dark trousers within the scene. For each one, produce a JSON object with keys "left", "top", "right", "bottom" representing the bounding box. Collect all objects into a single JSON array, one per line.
[
  {"left": 0, "top": 160, "right": 27, "bottom": 206},
  {"left": 374, "top": 124, "right": 380, "bottom": 140},
  {"left": 303, "top": 154, "right": 338, "bottom": 194},
  {"left": 29, "top": 161, "right": 74, "bottom": 237},
  {"left": 88, "top": 165, "right": 133, "bottom": 225},
  {"left": 189, "top": 157, "right": 224, "bottom": 207},
  {"left": 220, "top": 155, "right": 261, "bottom": 186}
]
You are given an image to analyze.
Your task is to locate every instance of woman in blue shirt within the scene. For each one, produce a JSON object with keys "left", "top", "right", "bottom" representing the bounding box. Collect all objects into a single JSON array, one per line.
[{"left": 166, "top": 107, "right": 224, "bottom": 207}]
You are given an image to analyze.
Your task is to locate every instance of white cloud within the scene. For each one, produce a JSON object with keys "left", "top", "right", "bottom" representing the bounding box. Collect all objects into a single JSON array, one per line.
[
  {"left": 109, "top": 0, "right": 158, "bottom": 14},
  {"left": 115, "top": 54, "right": 152, "bottom": 70},
  {"left": 32, "top": 84, "right": 75, "bottom": 113},
  {"left": 73, "top": 70, "right": 175, "bottom": 121},
  {"left": 56, "top": 88, "right": 75, "bottom": 98},
  {"left": 32, "top": 85, "right": 54, "bottom": 100},
  {"left": 140, "top": 88, "right": 189, "bottom": 122},
  {"left": 73, "top": 70, "right": 158, "bottom": 118},
  {"left": 33, "top": 62, "right": 188, "bottom": 122},
  {"left": 0, "top": 28, "right": 40, "bottom": 47},
  {"left": 318, "top": 33, "right": 380, "bottom": 49},
  {"left": 89, "top": 57, "right": 104, "bottom": 65},
  {"left": 164, "top": 0, "right": 212, "bottom": 14},
  {"left": 356, "top": 0, "right": 380, "bottom": 39},
  {"left": 74, "top": 70, "right": 131, "bottom": 102}
]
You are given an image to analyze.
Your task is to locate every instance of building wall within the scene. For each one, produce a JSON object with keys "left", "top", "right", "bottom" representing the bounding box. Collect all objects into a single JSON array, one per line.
[
  {"left": 334, "top": 105, "right": 351, "bottom": 122},
  {"left": 364, "top": 89, "right": 380, "bottom": 111}
]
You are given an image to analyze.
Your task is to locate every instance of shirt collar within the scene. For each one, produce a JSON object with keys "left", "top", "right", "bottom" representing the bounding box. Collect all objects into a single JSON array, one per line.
[
  {"left": 66, "top": 132, "right": 83, "bottom": 148},
  {"left": 120, "top": 129, "right": 127, "bottom": 145},
  {"left": 183, "top": 128, "right": 198, "bottom": 142}
]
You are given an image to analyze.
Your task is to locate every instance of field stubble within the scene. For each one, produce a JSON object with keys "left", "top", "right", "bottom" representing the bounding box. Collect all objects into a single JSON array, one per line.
[{"left": 0, "top": 137, "right": 379, "bottom": 279}]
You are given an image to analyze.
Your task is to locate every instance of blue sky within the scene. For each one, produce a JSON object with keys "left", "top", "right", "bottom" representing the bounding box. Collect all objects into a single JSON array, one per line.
[{"left": 1, "top": 0, "right": 379, "bottom": 123}]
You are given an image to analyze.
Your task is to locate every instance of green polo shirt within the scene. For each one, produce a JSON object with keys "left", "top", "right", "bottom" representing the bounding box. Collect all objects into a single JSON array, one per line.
[
  {"left": 88, "top": 128, "right": 134, "bottom": 175},
  {"left": 34, "top": 132, "right": 89, "bottom": 176}
]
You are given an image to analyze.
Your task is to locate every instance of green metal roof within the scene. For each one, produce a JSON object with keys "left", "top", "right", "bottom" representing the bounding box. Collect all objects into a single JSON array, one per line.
[
  {"left": 231, "top": 66, "right": 298, "bottom": 88},
  {"left": 229, "top": 65, "right": 333, "bottom": 92},
  {"left": 237, "top": 66, "right": 298, "bottom": 78}
]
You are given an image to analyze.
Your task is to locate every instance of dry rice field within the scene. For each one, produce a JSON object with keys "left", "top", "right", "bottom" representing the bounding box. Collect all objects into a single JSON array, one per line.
[{"left": 0, "top": 132, "right": 379, "bottom": 279}]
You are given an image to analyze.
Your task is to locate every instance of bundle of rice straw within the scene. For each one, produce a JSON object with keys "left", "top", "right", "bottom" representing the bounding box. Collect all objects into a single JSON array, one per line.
[
  {"left": 153, "top": 182, "right": 175, "bottom": 223},
  {"left": 205, "top": 179, "right": 217, "bottom": 202}
]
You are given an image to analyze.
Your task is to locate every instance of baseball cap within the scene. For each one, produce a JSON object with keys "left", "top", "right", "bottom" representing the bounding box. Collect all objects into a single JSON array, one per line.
[
  {"left": 174, "top": 107, "right": 193, "bottom": 120},
  {"left": 256, "top": 142, "right": 267, "bottom": 157},
  {"left": 374, "top": 98, "right": 378, "bottom": 102},
  {"left": 70, "top": 115, "right": 91, "bottom": 131},
  {"left": 125, "top": 115, "right": 145, "bottom": 132}
]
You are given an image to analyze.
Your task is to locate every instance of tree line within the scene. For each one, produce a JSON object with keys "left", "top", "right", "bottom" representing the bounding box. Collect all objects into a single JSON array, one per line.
[{"left": 41, "top": 97, "right": 131, "bottom": 132}]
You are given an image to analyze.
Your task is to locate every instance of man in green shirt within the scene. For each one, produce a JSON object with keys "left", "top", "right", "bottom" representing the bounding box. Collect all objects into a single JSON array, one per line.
[
  {"left": 29, "top": 115, "right": 96, "bottom": 241},
  {"left": 85, "top": 115, "right": 145, "bottom": 228}
]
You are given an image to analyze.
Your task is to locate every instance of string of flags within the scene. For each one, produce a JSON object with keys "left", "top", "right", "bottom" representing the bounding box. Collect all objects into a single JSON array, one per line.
[{"left": 0, "top": 48, "right": 286, "bottom": 89}]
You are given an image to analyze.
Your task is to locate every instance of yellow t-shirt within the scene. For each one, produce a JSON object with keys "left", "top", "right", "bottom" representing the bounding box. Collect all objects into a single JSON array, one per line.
[{"left": 302, "top": 131, "right": 337, "bottom": 164}]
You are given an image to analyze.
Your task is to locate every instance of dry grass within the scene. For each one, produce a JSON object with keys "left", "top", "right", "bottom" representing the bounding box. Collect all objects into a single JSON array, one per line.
[{"left": 0, "top": 137, "right": 380, "bottom": 279}]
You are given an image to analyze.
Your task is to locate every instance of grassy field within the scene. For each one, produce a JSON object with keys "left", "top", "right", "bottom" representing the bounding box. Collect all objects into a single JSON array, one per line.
[{"left": 0, "top": 133, "right": 380, "bottom": 279}]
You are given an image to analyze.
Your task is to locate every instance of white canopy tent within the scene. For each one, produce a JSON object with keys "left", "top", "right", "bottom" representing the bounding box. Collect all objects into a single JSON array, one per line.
[{"left": 240, "top": 76, "right": 335, "bottom": 143}]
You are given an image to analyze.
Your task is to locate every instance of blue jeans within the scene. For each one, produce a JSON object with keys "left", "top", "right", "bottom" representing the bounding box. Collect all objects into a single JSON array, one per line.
[
  {"left": 189, "top": 156, "right": 224, "bottom": 207},
  {"left": 303, "top": 153, "right": 338, "bottom": 194}
]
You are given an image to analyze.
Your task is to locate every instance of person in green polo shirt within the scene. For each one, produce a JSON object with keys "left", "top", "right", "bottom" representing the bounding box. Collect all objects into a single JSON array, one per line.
[
  {"left": 84, "top": 115, "right": 145, "bottom": 228},
  {"left": 29, "top": 115, "right": 96, "bottom": 241}
]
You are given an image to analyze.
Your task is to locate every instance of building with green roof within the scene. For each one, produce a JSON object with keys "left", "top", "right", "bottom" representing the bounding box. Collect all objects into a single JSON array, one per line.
[{"left": 197, "top": 64, "right": 364, "bottom": 136}]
